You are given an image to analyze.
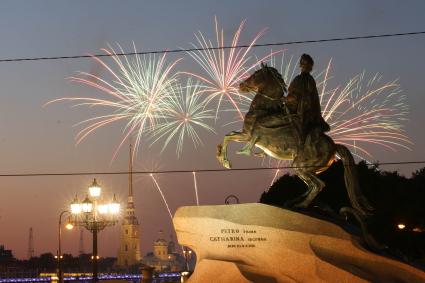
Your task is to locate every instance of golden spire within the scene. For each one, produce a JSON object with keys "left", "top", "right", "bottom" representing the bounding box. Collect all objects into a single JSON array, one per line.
[{"left": 129, "top": 143, "right": 133, "bottom": 197}]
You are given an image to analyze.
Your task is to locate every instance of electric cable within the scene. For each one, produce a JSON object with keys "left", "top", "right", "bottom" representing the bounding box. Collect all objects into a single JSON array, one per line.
[
  {"left": 0, "top": 31, "right": 424, "bottom": 63},
  {"left": 0, "top": 160, "right": 423, "bottom": 178}
]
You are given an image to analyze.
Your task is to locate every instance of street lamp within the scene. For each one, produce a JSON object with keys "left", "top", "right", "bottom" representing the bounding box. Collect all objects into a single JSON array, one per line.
[
  {"left": 397, "top": 223, "right": 406, "bottom": 230},
  {"left": 68, "top": 178, "right": 120, "bottom": 282},
  {"left": 183, "top": 247, "right": 193, "bottom": 271},
  {"left": 55, "top": 210, "right": 73, "bottom": 283},
  {"left": 181, "top": 247, "right": 193, "bottom": 282}
]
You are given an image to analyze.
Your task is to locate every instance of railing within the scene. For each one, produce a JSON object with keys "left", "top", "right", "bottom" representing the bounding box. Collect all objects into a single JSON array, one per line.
[{"left": 0, "top": 272, "right": 181, "bottom": 282}]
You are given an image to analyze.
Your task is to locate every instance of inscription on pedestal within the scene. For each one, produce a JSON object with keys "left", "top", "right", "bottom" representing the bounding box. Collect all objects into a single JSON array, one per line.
[{"left": 209, "top": 228, "right": 267, "bottom": 248}]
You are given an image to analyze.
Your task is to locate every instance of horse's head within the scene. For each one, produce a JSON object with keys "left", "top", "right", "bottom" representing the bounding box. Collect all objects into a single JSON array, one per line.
[{"left": 239, "top": 63, "right": 286, "bottom": 97}]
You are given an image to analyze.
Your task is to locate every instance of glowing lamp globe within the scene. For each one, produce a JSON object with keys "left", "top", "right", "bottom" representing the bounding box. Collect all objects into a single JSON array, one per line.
[
  {"left": 70, "top": 196, "right": 82, "bottom": 214},
  {"left": 97, "top": 204, "right": 109, "bottom": 214},
  {"left": 89, "top": 178, "right": 101, "bottom": 198},
  {"left": 81, "top": 196, "right": 93, "bottom": 213},
  {"left": 109, "top": 194, "right": 120, "bottom": 214}
]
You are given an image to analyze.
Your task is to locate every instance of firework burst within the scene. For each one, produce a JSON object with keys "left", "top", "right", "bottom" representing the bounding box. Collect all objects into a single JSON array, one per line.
[
  {"left": 269, "top": 55, "right": 412, "bottom": 160},
  {"left": 46, "top": 44, "right": 181, "bottom": 160},
  {"left": 319, "top": 66, "right": 411, "bottom": 158},
  {"left": 183, "top": 17, "right": 283, "bottom": 120},
  {"left": 148, "top": 79, "right": 216, "bottom": 158},
  {"left": 263, "top": 55, "right": 411, "bottom": 185}
]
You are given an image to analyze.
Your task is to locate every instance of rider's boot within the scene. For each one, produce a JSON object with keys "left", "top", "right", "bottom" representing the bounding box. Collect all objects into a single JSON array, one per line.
[{"left": 237, "top": 135, "right": 258, "bottom": 156}]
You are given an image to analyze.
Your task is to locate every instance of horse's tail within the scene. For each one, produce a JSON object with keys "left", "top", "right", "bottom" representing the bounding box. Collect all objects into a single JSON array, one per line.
[{"left": 335, "top": 144, "right": 374, "bottom": 216}]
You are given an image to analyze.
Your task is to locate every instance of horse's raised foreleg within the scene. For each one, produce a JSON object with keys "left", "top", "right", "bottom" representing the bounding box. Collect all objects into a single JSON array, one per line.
[{"left": 216, "top": 131, "right": 249, "bottom": 169}]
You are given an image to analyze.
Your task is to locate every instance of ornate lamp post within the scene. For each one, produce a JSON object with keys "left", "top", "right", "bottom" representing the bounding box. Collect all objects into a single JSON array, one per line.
[
  {"left": 181, "top": 247, "right": 193, "bottom": 282},
  {"left": 55, "top": 210, "right": 73, "bottom": 283},
  {"left": 183, "top": 247, "right": 192, "bottom": 271},
  {"left": 69, "top": 178, "right": 120, "bottom": 282}
]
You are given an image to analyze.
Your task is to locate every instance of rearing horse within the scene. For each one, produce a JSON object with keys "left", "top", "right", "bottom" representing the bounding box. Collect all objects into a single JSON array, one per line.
[{"left": 216, "top": 65, "right": 373, "bottom": 215}]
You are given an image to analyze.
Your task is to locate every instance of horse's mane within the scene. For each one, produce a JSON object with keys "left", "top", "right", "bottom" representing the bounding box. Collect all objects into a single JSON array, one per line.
[{"left": 264, "top": 66, "right": 287, "bottom": 92}]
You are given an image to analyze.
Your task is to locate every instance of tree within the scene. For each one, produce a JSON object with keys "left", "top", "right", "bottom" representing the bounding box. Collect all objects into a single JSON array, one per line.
[{"left": 260, "top": 162, "right": 425, "bottom": 263}]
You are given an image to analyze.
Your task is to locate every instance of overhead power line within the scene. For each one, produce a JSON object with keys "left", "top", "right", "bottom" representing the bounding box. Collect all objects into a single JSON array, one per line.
[
  {"left": 0, "top": 160, "right": 423, "bottom": 178},
  {"left": 0, "top": 31, "right": 424, "bottom": 63}
]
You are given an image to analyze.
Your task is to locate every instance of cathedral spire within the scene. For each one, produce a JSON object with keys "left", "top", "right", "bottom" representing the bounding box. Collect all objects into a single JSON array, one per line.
[
  {"left": 116, "top": 142, "right": 141, "bottom": 268},
  {"left": 125, "top": 143, "right": 136, "bottom": 220},
  {"left": 129, "top": 143, "right": 133, "bottom": 197}
]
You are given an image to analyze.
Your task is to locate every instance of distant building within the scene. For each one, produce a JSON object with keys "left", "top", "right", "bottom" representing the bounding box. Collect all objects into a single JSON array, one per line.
[
  {"left": 116, "top": 144, "right": 142, "bottom": 269},
  {"left": 0, "top": 245, "right": 15, "bottom": 272},
  {"left": 0, "top": 245, "right": 13, "bottom": 260},
  {"left": 167, "top": 237, "right": 176, "bottom": 254},
  {"left": 142, "top": 231, "right": 185, "bottom": 272}
]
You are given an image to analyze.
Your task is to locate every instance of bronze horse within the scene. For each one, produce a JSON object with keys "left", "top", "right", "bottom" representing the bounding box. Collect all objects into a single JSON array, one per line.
[{"left": 216, "top": 65, "right": 373, "bottom": 215}]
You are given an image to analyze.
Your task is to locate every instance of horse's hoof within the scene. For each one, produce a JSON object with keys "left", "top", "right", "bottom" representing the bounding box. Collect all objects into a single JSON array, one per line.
[
  {"left": 223, "top": 160, "right": 232, "bottom": 169},
  {"left": 236, "top": 149, "right": 251, "bottom": 156}
]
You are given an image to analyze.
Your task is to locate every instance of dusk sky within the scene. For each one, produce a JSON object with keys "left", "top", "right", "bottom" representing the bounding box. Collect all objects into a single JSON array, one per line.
[{"left": 0, "top": 0, "right": 424, "bottom": 259}]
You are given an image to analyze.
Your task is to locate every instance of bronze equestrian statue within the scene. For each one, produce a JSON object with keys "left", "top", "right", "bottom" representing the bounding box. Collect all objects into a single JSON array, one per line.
[{"left": 216, "top": 54, "right": 373, "bottom": 216}]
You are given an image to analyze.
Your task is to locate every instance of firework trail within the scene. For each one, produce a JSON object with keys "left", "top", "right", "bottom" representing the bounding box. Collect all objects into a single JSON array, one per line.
[
  {"left": 150, "top": 173, "right": 173, "bottom": 221},
  {"left": 183, "top": 17, "right": 283, "bottom": 120},
  {"left": 45, "top": 44, "right": 181, "bottom": 160},
  {"left": 193, "top": 171, "right": 199, "bottom": 205},
  {"left": 270, "top": 168, "right": 281, "bottom": 187},
  {"left": 148, "top": 79, "right": 216, "bottom": 158},
  {"left": 269, "top": 160, "right": 287, "bottom": 187}
]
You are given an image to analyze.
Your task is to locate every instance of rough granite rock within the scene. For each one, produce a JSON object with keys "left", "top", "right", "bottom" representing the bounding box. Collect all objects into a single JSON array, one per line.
[{"left": 173, "top": 203, "right": 425, "bottom": 283}]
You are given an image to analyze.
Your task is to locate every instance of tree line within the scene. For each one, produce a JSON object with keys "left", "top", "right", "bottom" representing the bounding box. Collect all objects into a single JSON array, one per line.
[{"left": 260, "top": 160, "right": 425, "bottom": 266}]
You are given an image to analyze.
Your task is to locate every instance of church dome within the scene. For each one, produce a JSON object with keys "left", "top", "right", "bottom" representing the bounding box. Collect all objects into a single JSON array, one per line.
[{"left": 154, "top": 230, "right": 168, "bottom": 246}]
